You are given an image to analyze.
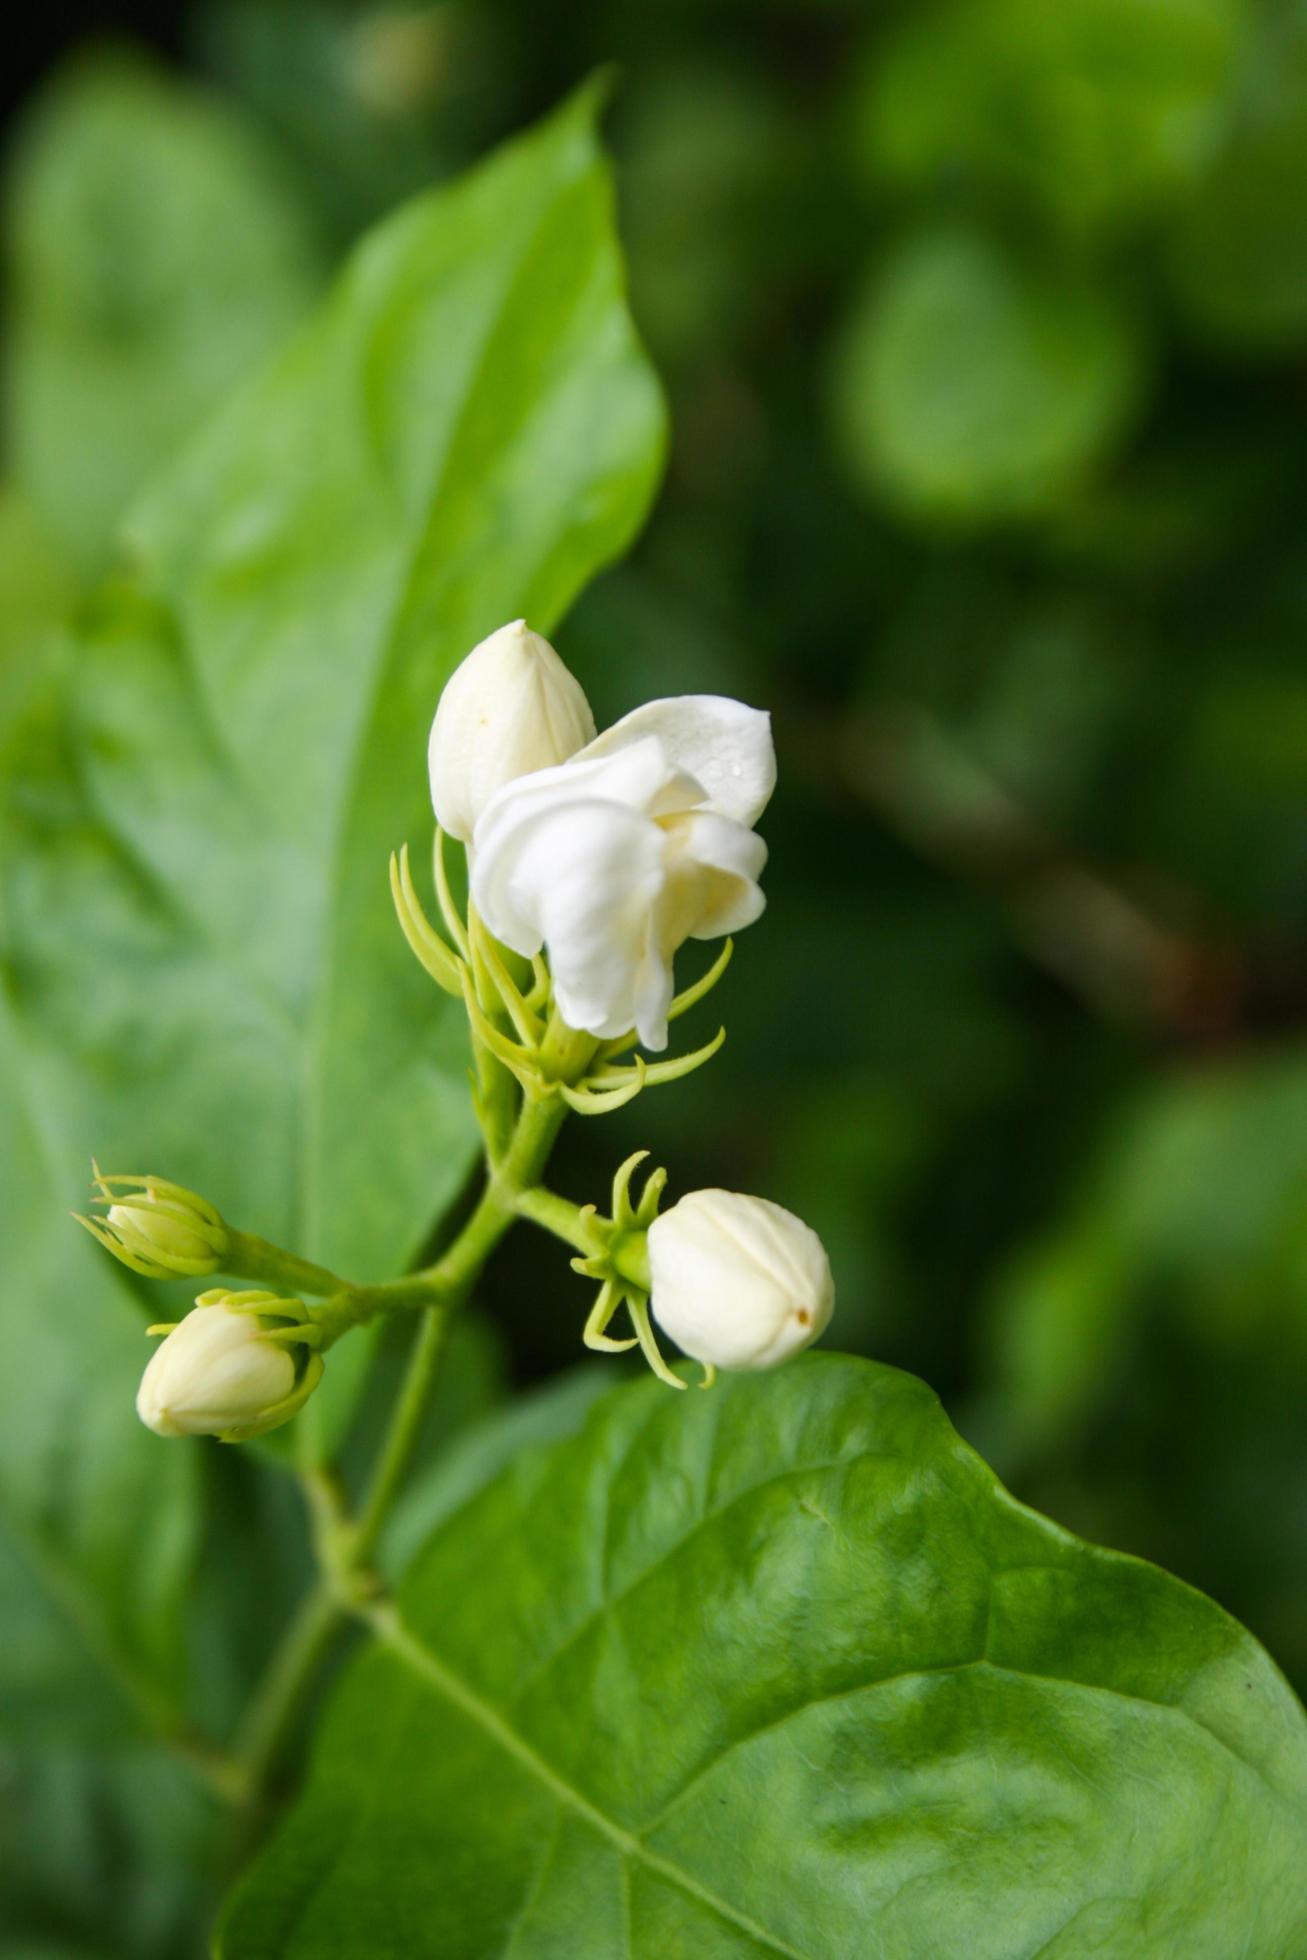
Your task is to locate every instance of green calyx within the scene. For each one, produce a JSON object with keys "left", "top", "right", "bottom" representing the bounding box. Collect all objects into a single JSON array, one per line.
[
  {"left": 567, "top": 1150, "right": 709, "bottom": 1393},
  {"left": 74, "top": 1162, "right": 228, "bottom": 1278},
  {"left": 389, "top": 830, "right": 730, "bottom": 1126},
  {"left": 196, "top": 1288, "right": 325, "bottom": 1442}
]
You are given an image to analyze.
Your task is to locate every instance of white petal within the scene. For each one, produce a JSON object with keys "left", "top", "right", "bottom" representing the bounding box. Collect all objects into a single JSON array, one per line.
[
  {"left": 664, "top": 811, "right": 768, "bottom": 941},
  {"left": 476, "top": 796, "right": 666, "bottom": 1038},
  {"left": 632, "top": 942, "right": 676, "bottom": 1053},
  {"left": 577, "top": 696, "right": 776, "bottom": 827},
  {"left": 472, "top": 736, "right": 694, "bottom": 953}
]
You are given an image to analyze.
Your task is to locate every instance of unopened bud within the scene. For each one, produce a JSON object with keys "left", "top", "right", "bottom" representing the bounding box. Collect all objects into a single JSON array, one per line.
[
  {"left": 77, "top": 1169, "right": 227, "bottom": 1279},
  {"left": 647, "top": 1189, "right": 834, "bottom": 1371},
  {"left": 136, "top": 1290, "right": 323, "bottom": 1442},
  {"left": 428, "top": 619, "right": 596, "bottom": 842}
]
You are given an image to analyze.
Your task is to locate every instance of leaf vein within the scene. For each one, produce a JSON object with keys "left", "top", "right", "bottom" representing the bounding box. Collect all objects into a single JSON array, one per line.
[{"left": 373, "top": 1607, "right": 813, "bottom": 1960}]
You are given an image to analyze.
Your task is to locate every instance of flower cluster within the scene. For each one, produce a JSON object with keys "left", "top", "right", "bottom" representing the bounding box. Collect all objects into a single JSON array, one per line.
[
  {"left": 421, "top": 620, "right": 834, "bottom": 1385},
  {"left": 82, "top": 616, "right": 833, "bottom": 1442}
]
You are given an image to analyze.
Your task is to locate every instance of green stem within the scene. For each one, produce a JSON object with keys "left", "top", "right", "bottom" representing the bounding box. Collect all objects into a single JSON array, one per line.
[
  {"left": 230, "top": 1579, "right": 341, "bottom": 1801},
  {"left": 514, "top": 1184, "right": 596, "bottom": 1254},
  {"left": 352, "top": 1304, "right": 453, "bottom": 1562},
  {"left": 225, "top": 1229, "right": 345, "bottom": 1299},
  {"left": 537, "top": 1006, "right": 600, "bottom": 1084},
  {"left": 516, "top": 1183, "right": 651, "bottom": 1292},
  {"left": 231, "top": 1090, "right": 569, "bottom": 1810}
]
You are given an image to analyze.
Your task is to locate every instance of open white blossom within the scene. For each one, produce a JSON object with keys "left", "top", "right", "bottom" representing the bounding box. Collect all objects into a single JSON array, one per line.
[
  {"left": 428, "top": 620, "right": 596, "bottom": 842},
  {"left": 647, "top": 1189, "right": 834, "bottom": 1370},
  {"left": 136, "top": 1300, "right": 298, "bottom": 1439},
  {"left": 471, "top": 695, "right": 776, "bottom": 1049}
]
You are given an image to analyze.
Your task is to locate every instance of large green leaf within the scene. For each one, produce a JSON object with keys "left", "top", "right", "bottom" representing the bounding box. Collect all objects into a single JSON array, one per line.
[
  {"left": 0, "top": 76, "right": 664, "bottom": 1762},
  {"left": 0, "top": 1741, "right": 218, "bottom": 1960},
  {"left": 3, "top": 48, "right": 325, "bottom": 577},
  {"left": 219, "top": 1355, "right": 1307, "bottom": 1958}
]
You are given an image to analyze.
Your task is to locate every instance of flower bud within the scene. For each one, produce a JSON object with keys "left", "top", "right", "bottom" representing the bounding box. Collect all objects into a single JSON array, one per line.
[
  {"left": 428, "top": 620, "right": 596, "bottom": 843},
  {"left": 136, "top": 1290, "right": 322, "bottom": 1442},
  {"left": 647, "top": 1189, "right": 834, "bottom": 1370},
  {"left": 78, "top": 1170, "right": 227, "bottom": 1279}
]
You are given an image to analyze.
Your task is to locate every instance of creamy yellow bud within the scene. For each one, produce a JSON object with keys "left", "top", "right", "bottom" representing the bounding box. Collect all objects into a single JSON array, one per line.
[
  {"left": 428, "top": 620, "right": 596, "bottom": 843},
  {"left": 136, "top": 1292, "right": 321, "bottom": 1441}
]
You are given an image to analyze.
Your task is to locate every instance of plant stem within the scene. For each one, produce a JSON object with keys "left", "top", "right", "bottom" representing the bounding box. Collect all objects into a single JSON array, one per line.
[
  {"left": 515, "top": 1182, "right": 651, "bottom": 1291},
  {"left": 230, "top": 1579, "right": 341, "bottom": 1802},
  {"left": 231, "top": 1089, "right": 569, "bottom": 1812},
  {"left": 351, "top": 1304, "right": 453, "bottom": 1562},
  {"left": 225, "top": 1230, "right": 346, "bottom": 1299},
  {"left": 514, "top": 1183, "right": 596, "bottom": 1253}
]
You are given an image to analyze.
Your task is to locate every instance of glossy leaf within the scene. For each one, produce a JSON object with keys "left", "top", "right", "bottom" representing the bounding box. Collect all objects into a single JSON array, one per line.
[
  {"left": 0, "top": 76, "right": 664, "bottom": 1766},
  {"left": 3, "top": 49, "right": 325, "bottom": 575},
  {"left": 219, "top": 1355, "right": 1307, "bottom": 1957}
]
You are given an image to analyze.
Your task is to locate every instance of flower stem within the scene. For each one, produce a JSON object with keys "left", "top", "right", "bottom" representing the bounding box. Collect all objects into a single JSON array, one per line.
[
  {"left": 230, "top": 1578, "right": 341, "bottom": 1802},
  {"left": 351, "top": 1304, "right": 453, "bottom": 1562},
  {"left": 225, "top": 1230, "right": 346, "bottom": 1299},
  {"left": 516, "top": 1183, "right": 651, "bottom": 1291},
  {"left": 513, "top": 1183, "right": 596, "bottom": 1253},
  {"left": 230, "top": 1089, "right": 568, "bottom": 1815}
]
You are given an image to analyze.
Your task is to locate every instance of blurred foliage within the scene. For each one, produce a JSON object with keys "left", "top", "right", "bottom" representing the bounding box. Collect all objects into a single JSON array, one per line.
[
  {"left": 6, "top": 0, "right": 1307, "bottom": 1948},
  {"left": 831, "top": 226, "right": 1145, "bottom": 521},
  {"left": 3, "top": 49, "right": 325, "bottom": 574}
]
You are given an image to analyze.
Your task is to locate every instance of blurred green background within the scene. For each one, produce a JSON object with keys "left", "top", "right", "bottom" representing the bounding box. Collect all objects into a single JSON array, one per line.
[{"left": 6, "top": 0, "right": 1307, "bottom": 1897}]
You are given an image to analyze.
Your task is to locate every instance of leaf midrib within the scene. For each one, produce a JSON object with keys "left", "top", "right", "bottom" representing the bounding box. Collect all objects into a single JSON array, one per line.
[
  {"left": 295, "top": 128, "right": 594, "bottom": 1260},
  {"left": 376, "top": 1603, "right": 1305, "bottom": 1960},
  {"left": 374, "top": 1608, "right": 813, "bottom": 1960}
]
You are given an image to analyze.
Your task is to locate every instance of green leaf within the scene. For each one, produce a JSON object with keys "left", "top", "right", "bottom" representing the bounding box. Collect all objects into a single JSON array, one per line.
[
  {"left": 0, "top": 991, "right": 199, "bottom": 1743},
  {"left": 382, "top": 1361, "right": 616, "bottom": 1575},
  {"left": 0, "top": 1741, "right": 220, "bottom": 1960},
  {"left": 831, "top": 227, "right": 1143, "bottom": 525},
  {"left": 0, "top": 490, "right": 73, "bottom": 753},
  {"left": 0, "top": 75, "right": 664, "bottom": 1761},
  {"left": 862, "top": 0, "right": 1246, "bottom": 242},
  {"left": 218, "top": 1355, "right": 1307, "bottom": 1958},
  {"left": 3, "top": 48, "right": 325, "bottom": 577}
]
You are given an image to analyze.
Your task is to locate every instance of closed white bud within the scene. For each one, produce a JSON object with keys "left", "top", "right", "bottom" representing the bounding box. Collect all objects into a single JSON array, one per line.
[
  {"left": 136, "top": 1292, "right": 320, "bottom": 1441},
  {"left": 428, "top": 620, "right": 596, "bottom": 842},
  {"left": 647, "top": 1189, "right": 834, "bottom": 1370}
]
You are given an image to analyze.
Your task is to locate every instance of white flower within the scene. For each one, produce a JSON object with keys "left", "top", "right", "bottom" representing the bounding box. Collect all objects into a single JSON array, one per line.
[
  {"left": 428, "top": 620, "right": 596, "bottom": 842},
  {"left": 471, "top": 695, "right": 776, "bottom": 1050},
  {"left": 647, "top": 1189, "right": 834, "bottom": 1370},
  {"left": 136, "top": 1296, "right": 305, "bottom": 1440}
]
